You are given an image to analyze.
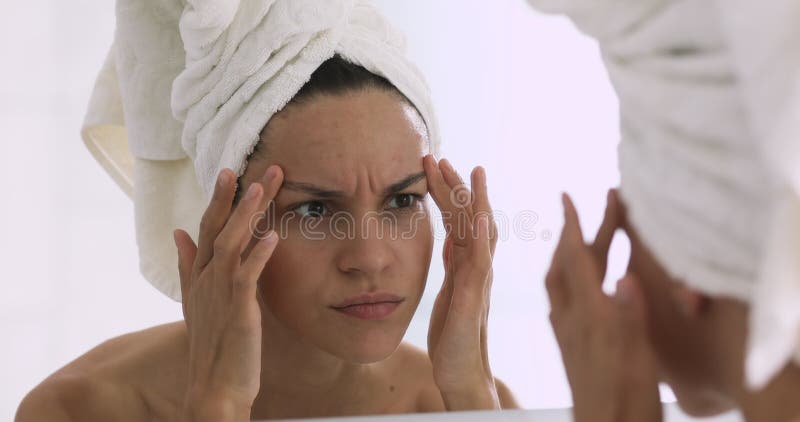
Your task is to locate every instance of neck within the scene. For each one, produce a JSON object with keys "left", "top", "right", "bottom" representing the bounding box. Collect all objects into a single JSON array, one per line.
[{"left": 250, "top": 300, "right": 373, "bottom": 419}]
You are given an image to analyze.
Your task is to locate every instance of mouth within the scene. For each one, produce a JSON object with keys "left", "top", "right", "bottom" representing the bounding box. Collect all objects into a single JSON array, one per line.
[{"left": 331, "top": 293, "right": 405, "bottom": 320}]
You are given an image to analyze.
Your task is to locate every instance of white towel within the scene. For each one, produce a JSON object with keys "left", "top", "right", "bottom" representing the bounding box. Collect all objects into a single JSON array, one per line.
[
  {"left": 81, "top": 0, "right": 440, "bottom": 302},
  {"left": 526, "top": 0, "right": 800, "bottom": 389}
]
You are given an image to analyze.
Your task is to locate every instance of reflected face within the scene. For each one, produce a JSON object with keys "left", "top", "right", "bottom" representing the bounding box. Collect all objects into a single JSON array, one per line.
[
  {"left": 625, "top": 228, "right": 735, "bottom": 416},
  {"left": 240, "top": 88, "right": 433, "bottom": 363}
]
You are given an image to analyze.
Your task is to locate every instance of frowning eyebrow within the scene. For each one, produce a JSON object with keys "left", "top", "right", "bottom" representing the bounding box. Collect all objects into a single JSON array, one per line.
[{"left": 282, "top": 171, "right": 426, "bottom": 198}]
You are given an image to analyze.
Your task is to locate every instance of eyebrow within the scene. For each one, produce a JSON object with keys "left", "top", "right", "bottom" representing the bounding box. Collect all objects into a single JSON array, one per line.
[{"left": 282, "top": 171, "right": 426, "bottom": 198}]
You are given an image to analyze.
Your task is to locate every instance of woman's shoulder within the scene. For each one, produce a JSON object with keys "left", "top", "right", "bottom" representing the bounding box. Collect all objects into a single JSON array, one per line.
[
  {"left": 379, "top": 341, "right": 445, "bottom": 412},
  {"left": 16, "top": 321, "right": 189, "bottom": 422}
]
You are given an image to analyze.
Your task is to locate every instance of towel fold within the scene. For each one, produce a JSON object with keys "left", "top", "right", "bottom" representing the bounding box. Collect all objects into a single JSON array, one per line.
[
  {"left": 527, "top": 0, "right": 800, "bottom": 389},
  {"left": 81, "top": 0, "right": 440, "bottom": 302}
]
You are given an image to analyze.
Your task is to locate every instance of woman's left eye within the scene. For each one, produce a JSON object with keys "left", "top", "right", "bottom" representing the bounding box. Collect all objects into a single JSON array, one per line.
[{"left": 387, "top": 193, "right": 422, "bottom": 209}]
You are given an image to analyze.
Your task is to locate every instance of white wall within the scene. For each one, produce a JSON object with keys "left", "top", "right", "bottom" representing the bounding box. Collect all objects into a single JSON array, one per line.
[{"left": 0, "top": 1, "right": 740, "bottom": 421}]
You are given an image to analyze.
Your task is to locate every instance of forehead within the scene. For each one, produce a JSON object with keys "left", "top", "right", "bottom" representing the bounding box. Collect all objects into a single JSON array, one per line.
[{"left": 261, "top": 89, "right": 428, "bottom": 174}]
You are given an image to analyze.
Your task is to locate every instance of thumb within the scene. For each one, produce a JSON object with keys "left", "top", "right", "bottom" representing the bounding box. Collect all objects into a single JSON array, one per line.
[
  {"left": 590, "top": 189, "right": 621, "bottom": 280},
  {"left": 173, "top": 229, "right": 197, "bottom": 302},
  {"left": 614, "top": 275, "right": 662, "bottom": 422}
]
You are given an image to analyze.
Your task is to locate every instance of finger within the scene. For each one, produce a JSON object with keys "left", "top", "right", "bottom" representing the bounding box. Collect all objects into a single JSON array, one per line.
[
  {"left": 561, "top": 193, "right": 586, "bottom": 249},
  {"left": 440, "top": 159, "right": 475, "bottom": 236},
  {"left": 611, "top": 188, "right": 632, "bottom": 233},
  {"left": 561, "top": 193, "right": 606, "bottom": 310},
  {"left": 235, "top": 230, "right": 279, "bottom": 299},
  {"left": 614, "top": 274, "right": 662, "bottom": 422},
  {"left": 194, "top": 169, "right": 236, "bottom": 274},
  {"left": 241, "top": 166, "right": 285, "bottom": 260},
  {"left": 545, "top": 264, "right": 569, "bottom": 315},
  {"left": 214, "top": 166, "right": 281, "bottom": 276},
  {"left": 423, "top": 155, "right": 468, "bottom": 244},
  {"left": 438, "top": 159, "right": 474, "bottom": 245},
  {"left": 441, "top": 235, "right": 455, "bottom": 311},
  {"left": 545, "top": 194, "right": 576, "bottom": 313},
  {"left": 173, "top": 229, "right": 198, "bottom": 304},
  {"left": 470, "top": 166, "right": 498, "bottom": 256},
  {"left": 428, "top": 236, "right": 455, "bottom": 354},
  {"left": 470, "top": 213, "right": 493, "bottom": 281},
  {"left": 590, "top": 189, "right": 621, "bottom": 281},
  {"left": 212, "top": 182, "right": 263, "bottom": 281}
]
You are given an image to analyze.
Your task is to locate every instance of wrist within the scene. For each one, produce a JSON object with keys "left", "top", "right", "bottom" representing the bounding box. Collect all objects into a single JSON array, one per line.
[{"left": 439, "top": 379, "right": 501, "bottom": 411}]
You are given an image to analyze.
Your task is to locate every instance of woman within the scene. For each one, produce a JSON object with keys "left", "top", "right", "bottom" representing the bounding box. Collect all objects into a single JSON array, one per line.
[
  {"left": 528, "top": 0, "right": 800, "bottom": 420},
  {"left": 16, "top": 2, "right": 517, "bottom": 421}
]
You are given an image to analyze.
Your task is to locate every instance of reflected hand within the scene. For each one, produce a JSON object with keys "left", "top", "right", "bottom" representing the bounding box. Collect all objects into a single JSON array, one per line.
[
  {"left": 173, "top": 166, "right": 284, "bottom": 422},
  {"left": 546, "top": 190, "right": 662, "bottom": 422},
  {"left": 423, "top": 155, "right": 500, "bottom": 410}
]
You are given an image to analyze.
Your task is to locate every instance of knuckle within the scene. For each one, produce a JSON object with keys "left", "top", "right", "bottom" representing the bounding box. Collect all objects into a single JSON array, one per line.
[
  {"left": 199, "top": 215, "right": 216, "bottom": 235},
  {"left": 467, "top": 258, "right": 491, "bottom": 277},
  {"left": 212, "top": 236, "right": 232, "bottom": 256}
]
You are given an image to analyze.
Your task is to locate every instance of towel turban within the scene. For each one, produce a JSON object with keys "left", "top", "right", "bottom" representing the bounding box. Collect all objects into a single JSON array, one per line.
[
  {"left": 527, "top": 0, "right": 800, "bottom": 390},
  {"left": 81, "top": 0, "right": 440, "bottom": 302}
]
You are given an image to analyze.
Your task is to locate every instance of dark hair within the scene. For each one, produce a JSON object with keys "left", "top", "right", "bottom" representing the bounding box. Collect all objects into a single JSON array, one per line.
[{"left": 232, "top": 55, "right": 414, "bottom": 205}]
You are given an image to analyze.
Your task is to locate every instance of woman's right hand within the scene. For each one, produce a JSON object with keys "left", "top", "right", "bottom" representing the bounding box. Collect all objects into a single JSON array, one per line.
[
  {"left": 546, "top": 191, "right": 662, "bottom": 422},
  {"left": 173, "top": 165, "right": 284, "bottom": 422}
]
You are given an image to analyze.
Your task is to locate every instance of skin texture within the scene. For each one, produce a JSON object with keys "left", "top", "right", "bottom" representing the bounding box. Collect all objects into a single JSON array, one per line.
[
  {"left": 546, "top": 189, "right": 800, "bottom": 422},
  {"left": 15, "top": 89, "right": 518, "bottom": 422}
]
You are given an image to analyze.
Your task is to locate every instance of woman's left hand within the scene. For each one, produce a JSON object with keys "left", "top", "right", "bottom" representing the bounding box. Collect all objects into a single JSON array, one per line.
[{"left": 423, "top": 155, "right": 500, "bottom": 410}]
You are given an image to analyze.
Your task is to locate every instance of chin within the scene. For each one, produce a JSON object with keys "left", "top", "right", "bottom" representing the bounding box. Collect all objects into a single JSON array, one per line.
[
  {"left": 673, "top": 386, "right": 736, "bottom": 417},
  {"left": 342, "top": 331, "right": 405, "bottom": 364}
]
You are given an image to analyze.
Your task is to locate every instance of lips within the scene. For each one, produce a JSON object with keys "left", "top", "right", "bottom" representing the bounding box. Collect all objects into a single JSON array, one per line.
[{"left": 331, "top": 293, "right": 405, "bottom": 320}]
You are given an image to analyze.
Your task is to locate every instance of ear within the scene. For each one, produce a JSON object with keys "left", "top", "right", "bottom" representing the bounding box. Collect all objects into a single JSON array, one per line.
[{"left": 671, "top": 282, "right": 709, "bottom": 318}]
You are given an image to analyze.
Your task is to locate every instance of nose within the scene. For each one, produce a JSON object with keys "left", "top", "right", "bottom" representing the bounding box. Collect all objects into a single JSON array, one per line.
[{"left": 336, "top": 217, "right": 396, "bottom": 278}]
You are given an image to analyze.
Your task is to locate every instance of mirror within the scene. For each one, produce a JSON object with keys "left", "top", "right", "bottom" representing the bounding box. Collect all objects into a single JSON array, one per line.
[{"left": 6, "top": 0, "right": 788, "bottom": 421}]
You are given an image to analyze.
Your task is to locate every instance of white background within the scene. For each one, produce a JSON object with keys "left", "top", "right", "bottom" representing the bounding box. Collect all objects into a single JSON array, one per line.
[{"left": 0, "top": 1, "right": 740, "bottom": 421}]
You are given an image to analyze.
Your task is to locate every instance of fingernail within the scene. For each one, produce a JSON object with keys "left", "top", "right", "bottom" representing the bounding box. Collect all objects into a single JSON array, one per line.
[
  {"left": 172, "top": 229, "right": 179, "bottom": 248},
  {"left": 219, "top": 169, "right": 231, "bottom": 186},
  {"left": 245, "top": 183, "right": 260, "bottom": 200},
  {"left": 441, "top": 159, "right": 454, "bottom": 173},
  {"left": 264, "top": 165, "right": 277, "bottom": 180},
  {"left": 262, "top": 230, "right": 278, "bottom": 245}
]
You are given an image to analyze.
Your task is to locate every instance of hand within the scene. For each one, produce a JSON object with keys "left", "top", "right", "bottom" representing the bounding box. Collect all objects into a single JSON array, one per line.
[
  {"left": 423, "top": 155, "right": 500, "bottom": 410},
  {"left": 173, "top": 166, "right": 284, "bottom": 422},
  {"left": 546, "top": 190, "right": 662, "bottom": 422}
]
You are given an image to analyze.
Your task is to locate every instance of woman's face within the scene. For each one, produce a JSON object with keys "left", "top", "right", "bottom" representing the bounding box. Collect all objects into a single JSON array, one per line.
[
  {"left": 240, "top": 88, "right": 433, "bottom": 363},
  {"left": 625, "top": 228, "right": 736, "bottom": 416}
]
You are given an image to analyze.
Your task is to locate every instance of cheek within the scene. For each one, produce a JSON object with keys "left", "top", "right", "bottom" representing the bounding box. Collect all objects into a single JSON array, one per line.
[
  {"left": 257, "top": 236, "right": 331, "bottom": 313},
  {"left": 397, "top": 215, "right": 433, "bottom": 285}
]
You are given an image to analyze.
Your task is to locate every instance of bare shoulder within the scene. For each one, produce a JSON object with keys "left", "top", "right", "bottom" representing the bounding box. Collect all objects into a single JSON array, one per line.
[
  {"left": 16, "top": 321, "right": 189, "bottom": 422},
  {"left": 388, "top": 343, "right": 520, "bottom": 411},
  {"left": 385, "top": 342, "right": 445, "bottom": 412},
  {"left": 494, "top": 377, "right": 521, "bottom": 409}
]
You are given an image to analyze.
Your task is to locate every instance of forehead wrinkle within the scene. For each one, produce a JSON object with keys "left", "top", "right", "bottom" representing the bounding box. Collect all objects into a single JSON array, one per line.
[
  {"left": 281, "top": 180, "right": 345, "bottom": 198},
  {"left": 280, "top": 171, "right": 427, "bottom": 200}
]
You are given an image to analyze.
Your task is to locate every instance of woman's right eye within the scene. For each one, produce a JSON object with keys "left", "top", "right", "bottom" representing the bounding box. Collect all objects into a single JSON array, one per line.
[{"left": 293, "top": 201, "right": 329, "bottom": 218}]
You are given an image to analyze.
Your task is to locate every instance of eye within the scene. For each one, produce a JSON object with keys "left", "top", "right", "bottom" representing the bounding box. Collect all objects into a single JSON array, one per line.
[
  {"left": 293, "top": 201, "right": 330, "bottom": 218},
  {"left": 387, "top": 193, "right": 423, "bottom": 210}
]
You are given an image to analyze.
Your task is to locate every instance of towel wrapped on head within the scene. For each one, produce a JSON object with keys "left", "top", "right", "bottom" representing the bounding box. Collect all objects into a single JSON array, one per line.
[{"left": 81, "top": 0, "right": 440, "bottom": 302}]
